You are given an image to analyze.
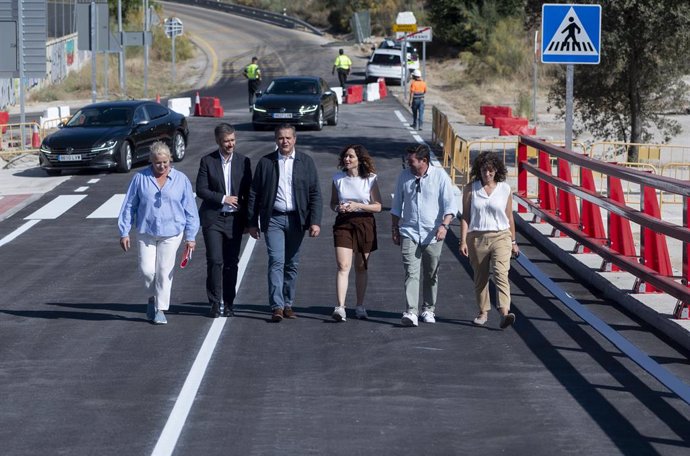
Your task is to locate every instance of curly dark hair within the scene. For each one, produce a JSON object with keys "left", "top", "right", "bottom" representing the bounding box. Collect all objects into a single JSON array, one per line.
[
  {"left": 338, "top": 144, "right": 376, "bottom": 178},
  {"left": 469, "top": 151, "right": 507, "bottom": 183}
]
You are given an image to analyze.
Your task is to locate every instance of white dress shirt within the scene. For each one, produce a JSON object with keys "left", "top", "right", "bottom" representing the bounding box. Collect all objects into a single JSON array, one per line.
[{"left": 273, "top": 149, "right": 295, "bottom": 212}]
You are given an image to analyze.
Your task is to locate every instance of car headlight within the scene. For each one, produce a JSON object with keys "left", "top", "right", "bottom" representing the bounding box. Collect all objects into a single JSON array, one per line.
[
  {"left": 299, "top": 105, "right": 319, "bottom": 114},
  {"left": 40, "top": 144, "right": 51, "bottom": 154},
  {"left": 253, "top": 106, "right": 267, "bottom": 112},
  {"left": 95, "top": 139, "right": 118, "bottom": 149}
]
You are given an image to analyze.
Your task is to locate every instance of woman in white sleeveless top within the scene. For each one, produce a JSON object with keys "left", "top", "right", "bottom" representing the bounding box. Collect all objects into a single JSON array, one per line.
[
  {"left": 459, "top": 151, "right": 519, "bottom": 329},
  {"left": 330, "top": 144, "right": 382, "bottom": 322}
]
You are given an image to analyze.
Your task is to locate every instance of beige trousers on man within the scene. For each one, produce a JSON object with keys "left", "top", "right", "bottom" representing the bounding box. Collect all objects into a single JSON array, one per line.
[{"left": 467, "top": 230, "right": 512, "bottom": 313}]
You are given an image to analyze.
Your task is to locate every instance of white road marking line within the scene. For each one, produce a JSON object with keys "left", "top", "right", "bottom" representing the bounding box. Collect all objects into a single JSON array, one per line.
[
  {"left": 87, "top": 194, "right": 125, "bottom": 219},
  {"left": 87, "top": 179, "right": 100, "bottom": 184},
  {"left": 75, "top": 186, "right": 89, "bottom": 193},
  {"left": 395, "top": 110, "right": 408, "bottom": 123},
  {"left": 24, "top": 195, "right": 86, "bottom": 220},
  {"left": 151, "top": 237, "right": 257, "bottom": 456},
  {"left": 0, "top": 220, "right": 41, "bottom": 247}
]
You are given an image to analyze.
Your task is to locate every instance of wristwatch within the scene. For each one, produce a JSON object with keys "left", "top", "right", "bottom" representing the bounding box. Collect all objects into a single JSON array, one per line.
[{"left": 441, "top": 223, "right": 449, "bottom": 230}]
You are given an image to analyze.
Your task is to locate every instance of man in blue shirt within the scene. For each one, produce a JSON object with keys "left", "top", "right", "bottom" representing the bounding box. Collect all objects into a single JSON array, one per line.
[
  {"left": 118, "top": 141, "right": 200, "bottom": 324},
  {"left": 391, "top": 144, "right": 457, "bottom": 327}
]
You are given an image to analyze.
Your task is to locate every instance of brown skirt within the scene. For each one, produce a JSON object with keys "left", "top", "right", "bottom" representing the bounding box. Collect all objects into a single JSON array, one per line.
[{"left": 333, "top": 213, "right": 378, "bottom": 267}]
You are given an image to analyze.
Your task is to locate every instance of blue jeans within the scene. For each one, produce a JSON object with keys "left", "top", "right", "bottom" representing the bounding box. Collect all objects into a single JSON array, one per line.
[
  {"left": 411, "top": 98, "right": 424, "bottom": 128},
  {"left": 265, "top": 212, "right": 305, "bottom": 309}
]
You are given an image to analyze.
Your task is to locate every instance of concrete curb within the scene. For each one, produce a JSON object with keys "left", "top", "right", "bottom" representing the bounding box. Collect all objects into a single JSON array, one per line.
[{"left": 516, "top": 215, "right": 690, "bottom": 352}]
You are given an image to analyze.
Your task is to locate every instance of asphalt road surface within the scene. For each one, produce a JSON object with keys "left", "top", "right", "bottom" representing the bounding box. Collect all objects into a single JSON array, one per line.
[{"left": 1, "top": 3, "right": 689, "bottom": 455}]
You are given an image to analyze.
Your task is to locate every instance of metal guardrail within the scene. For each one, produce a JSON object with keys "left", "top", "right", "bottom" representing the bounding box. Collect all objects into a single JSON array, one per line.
[{"left": 165, "top": 0, "right": 324, "bottom": 36}]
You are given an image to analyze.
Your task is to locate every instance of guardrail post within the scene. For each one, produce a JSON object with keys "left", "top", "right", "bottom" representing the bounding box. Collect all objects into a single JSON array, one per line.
[
  {"left": 576, "top": 168, "right": 607, "bottom": 253},
  {"left": 635, "top": 185, "right": 673, "bottom": 293},
  {"left": 517, "top": 142, "right": 527, "bottom": 213},
  {"left": 603, "top": 176, "right": 637, "bottom": 272}
]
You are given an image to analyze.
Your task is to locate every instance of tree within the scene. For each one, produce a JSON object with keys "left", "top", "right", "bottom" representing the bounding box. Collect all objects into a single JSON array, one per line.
[
  {"left": 108, "top": 0, "right": 140, "bottom": 20},
  {"left": 540, "top": 0, "right": 690, "bottom": 160}
]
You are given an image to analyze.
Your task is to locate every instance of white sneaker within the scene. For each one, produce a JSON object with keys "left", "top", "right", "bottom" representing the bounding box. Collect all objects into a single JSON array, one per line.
[
  {"left": 420, "top": 310, "right": 436, "bottom": 323},
  {"left": 355, "top": 305, "right": 368, "bottom": 320},
  {"left": 153, "top": 310, "right": 167, "bottom": 325},
  {"left": 401, "top": 312, "right": 418, "bottom": 327},
  {"left": 332, "top": 306, "right": 346, "bottom": 322}
]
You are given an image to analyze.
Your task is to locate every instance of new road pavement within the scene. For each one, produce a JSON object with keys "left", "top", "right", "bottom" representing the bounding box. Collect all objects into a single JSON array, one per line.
[{"left": 1, "top": 2, "right": 689, "bottom": 455}]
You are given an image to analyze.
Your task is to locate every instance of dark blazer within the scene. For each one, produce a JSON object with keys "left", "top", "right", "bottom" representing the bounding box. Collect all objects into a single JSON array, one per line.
[
  {"left": 196, "top": 150, "right": 252, "bottom": 229},
  {"left": 248, "top": 149, "right": 322, "bottom": 232}
]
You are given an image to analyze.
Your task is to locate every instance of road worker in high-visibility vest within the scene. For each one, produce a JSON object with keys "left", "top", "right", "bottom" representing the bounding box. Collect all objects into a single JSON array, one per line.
[
  {"left": 243, "top": 56, "right": 262, "bottom": 111},
  {"left": 332, "top": 49, "right": 352, "bottom": 91},
  {"left": 408, "top": 69, "right": 427, "bottom": 130}
]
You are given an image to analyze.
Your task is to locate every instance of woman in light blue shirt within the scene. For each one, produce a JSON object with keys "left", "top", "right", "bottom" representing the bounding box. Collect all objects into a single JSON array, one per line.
[{"left": 118, "top": 141, "right": 199, "bottom": 324}]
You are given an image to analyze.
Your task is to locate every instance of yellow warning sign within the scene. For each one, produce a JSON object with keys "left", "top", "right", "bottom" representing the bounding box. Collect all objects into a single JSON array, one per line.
[{"left": 392, "top": 24, "right": 417, "bottom": 33}]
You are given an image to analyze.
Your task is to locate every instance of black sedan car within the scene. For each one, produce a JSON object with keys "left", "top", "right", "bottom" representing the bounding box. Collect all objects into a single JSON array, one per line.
[
  {"left": 252, "top": 76, "right": 338, "bottom": 131},
  {"left": 39, "top": 100, "right": 189, "bottom": 175}
]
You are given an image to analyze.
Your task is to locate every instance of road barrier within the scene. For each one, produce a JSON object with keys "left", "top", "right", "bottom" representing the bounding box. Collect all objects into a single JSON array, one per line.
[{"left": 345, "top": 85, "right": 363, "bottom": 104}]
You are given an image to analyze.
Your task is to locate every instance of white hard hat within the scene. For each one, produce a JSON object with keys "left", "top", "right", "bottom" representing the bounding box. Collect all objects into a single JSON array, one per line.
[{"left": 412, "top": 69, "right": 421, "bottom": 78}]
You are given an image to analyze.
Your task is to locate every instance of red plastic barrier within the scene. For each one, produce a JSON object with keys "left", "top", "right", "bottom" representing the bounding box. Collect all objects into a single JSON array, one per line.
[
  {"left": 538, "top": 151, "right": 557, "bottom": 215},
  {"left": 198, "top": 97, "right": 224, "bottom": 117},
  {"left": 499, "top": 126, "right": 537, "bottom": 136},
  {"left": 606, "top": 177, "right": 637, "bottom": 272},
  {"left": 493, "top": 117, "right": 528, "bottom": 129},
  {"left": 579, "top": 168, "right": 607, "bottom": 252},
  {"left": 346, "top": 85, "right": 363, "bottom": 104},
  {"left": 481, "top": 105, "right": 512, "bottom": 125},
  {"left": 557, "top": 158, "right": 580, "bottom": 236},
  {"left": 378, "top": 78, "right": 387, "bottom": 98},
  {"left": 0, "top": 111, "right": 8, "bottom": 134},
  {"left": 638, "top": 186, "right": 672, "bottom": 292}
]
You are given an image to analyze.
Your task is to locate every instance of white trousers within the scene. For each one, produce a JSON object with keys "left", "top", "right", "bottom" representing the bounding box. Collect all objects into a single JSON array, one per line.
[{"left": 137, "top": 232, "right": 183, "bottom": 311}]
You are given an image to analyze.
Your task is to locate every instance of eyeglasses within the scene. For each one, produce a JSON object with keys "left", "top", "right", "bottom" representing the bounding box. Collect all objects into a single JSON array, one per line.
[{"left": 415, "top": 178, "right": 421, "bottom": 193}]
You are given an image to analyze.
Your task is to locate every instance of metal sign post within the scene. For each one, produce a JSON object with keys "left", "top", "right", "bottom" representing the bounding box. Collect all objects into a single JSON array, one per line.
[
  {"left": 164, "top": 17, "right": 184, "bottom": 82},
  {"left": 392, "top": 21, "right": 416, "bottom": 90},
  {"left": 90, "top": 1, "right": 97, "bottom": 102},
  {"left": 541, "top": 3, "right": 601, "bottom": 150}
]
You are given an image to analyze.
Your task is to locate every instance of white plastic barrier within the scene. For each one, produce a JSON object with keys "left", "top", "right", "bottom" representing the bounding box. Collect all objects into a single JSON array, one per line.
[
  {"left": 331, "top": 87, "right": 343, "bottom": 105},
  {"left": 364, "top": 83, "right": 380, "bottom": 102},
  {"left": 39, "top": 105, "right": 71, "bottom": 129},
  {"left": 168, "top": 97, "right": 192, "bottom": 117}
]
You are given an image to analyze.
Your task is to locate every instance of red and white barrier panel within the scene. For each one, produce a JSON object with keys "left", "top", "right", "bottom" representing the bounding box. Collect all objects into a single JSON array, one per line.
[
  {"left": 345, "top": 85, "right": 363, "bottom": 104},
  {"left": 196, "top": 96, "right": 224, "bottom": 117},
  {"left": 364, "top": 82, "right": 380, "bottom": 101}
]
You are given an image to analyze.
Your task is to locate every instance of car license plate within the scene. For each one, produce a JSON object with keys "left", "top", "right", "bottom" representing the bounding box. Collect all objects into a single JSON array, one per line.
[
  {"left": 273, "top": 113, "right": 293, "bottom": 119},
  {"left": 58, "top": 154, "right": 82, "bottom": 161}
]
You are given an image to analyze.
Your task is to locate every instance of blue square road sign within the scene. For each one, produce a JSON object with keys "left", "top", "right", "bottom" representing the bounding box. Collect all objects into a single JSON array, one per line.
[{"left": 541, "top": 4, "right": 601, "bottom": 64}]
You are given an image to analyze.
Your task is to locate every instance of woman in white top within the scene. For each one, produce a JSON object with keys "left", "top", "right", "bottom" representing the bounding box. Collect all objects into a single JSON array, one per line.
[
  {"left": 330, "top": 144, "right": 382, "bottom": 322},
  {"left": 459, "top": 151, "right": 519, "bottom": 329}
]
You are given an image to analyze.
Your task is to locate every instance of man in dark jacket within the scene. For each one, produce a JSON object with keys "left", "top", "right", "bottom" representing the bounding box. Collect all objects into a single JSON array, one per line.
[
  {"left": 248, "top": 124, "right": 322, "bottom": 322},
  {"left": 196, "top": 123, "right": 252, "bottom": 318}
]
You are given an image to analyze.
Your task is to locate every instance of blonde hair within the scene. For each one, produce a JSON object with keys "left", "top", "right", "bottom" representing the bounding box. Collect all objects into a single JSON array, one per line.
[{"left": 149, "top": 141, "right": 172, "bottom": 162}]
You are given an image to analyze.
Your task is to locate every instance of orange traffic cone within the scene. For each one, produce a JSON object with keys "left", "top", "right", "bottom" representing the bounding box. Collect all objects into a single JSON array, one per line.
[
  {"left": 31, "top": 123, "right": 41, "bottom": 148},
  {"left": 194, "top": 92, "right": 201, "bottom": 116},
  {"left": 156, "top": 93, "right": 161, "bottom": 104}
]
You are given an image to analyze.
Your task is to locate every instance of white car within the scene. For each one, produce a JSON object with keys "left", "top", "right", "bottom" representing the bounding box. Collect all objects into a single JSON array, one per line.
[
  {"left": 379, "top": 38, "right": 420, "bottom": 72},
  {"left": 365, "top": 48, "right": 411, "bottom": 83}
]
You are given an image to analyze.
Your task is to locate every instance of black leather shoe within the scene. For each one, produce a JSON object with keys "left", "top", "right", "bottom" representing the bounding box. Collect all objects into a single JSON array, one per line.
[
  {"left": 209, "top": 303, "right": 221, "bottom": 318},
  {"left": 222, "top": 306, "right": 234, "bottom": 317}
]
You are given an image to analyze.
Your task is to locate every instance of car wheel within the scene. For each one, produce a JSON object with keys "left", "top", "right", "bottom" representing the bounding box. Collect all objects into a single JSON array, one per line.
[
  {"left": 327, "top": 104, "right": 338, "bottom": 126},
  {"left": 45, "top": 169, "right": 61, "bottom": 176},
  {"left": 116, "top": 141, "right": 133, "bottom": 173},
  {"left": 172, "top": 131, "right": 185, "bottom": 162},
  {"left": 314, "top": 108, "right": 324, "bottom": 131}
]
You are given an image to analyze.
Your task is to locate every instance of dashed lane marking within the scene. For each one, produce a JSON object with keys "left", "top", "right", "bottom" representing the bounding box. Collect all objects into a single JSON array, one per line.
[
  {"left": 75, "top": 187, "right": 89, "bottom": 193},
  {"left": 87, "top": 194, "right": 125, "bottom": 219},
  {"left": 24, "top": 195, "right": 86, "bottom": 220}
]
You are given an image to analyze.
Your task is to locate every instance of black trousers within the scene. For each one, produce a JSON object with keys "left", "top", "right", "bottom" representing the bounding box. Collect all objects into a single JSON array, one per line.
[
  {"left": 337, "top": 68, "right": 349, "bottom": 88},
  {"left": 202, "top": 212, "right": 244, "bottom": 308},
  {"left": 248, "top": 79, "right": 261, "bottom": 106}
]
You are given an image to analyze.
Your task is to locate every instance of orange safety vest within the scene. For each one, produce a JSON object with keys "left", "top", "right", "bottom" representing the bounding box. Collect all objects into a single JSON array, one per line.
[{"left": 410, "top": 80, "right": 427, "bottom": 97}]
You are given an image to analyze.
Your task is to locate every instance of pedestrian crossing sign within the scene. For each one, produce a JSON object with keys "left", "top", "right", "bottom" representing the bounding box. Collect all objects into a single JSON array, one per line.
[{"left": 541, "top": 4, "right": 601, "bottom": 64}]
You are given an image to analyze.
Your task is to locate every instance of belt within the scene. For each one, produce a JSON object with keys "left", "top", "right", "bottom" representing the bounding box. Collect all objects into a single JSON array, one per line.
[
  {"left": 272, "top": 210, "right": 297, "bottom": 216},
  {"left": 219, "top": 211, "right": 236, "bottom": 217}
]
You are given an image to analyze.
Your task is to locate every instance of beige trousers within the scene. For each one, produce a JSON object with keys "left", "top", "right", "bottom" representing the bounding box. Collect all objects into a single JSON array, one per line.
[{"left": 467, "top": 230, "right": 512, "bottom": 313}]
